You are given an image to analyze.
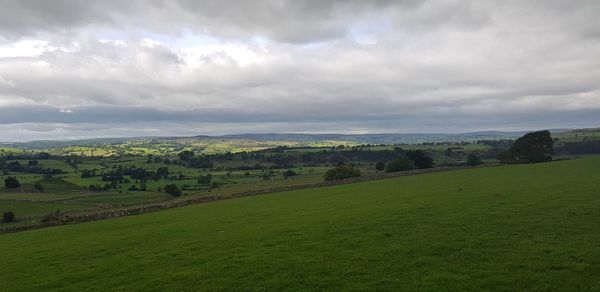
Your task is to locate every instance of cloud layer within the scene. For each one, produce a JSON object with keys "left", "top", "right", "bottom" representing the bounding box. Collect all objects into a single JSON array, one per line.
[{"left": 0, "top": 0, "right": 599, "bottom": 141}]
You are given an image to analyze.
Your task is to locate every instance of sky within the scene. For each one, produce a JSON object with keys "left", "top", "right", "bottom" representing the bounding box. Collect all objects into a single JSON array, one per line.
[{"left": 0, "top": 0, "right": 599, "bottom": 141}]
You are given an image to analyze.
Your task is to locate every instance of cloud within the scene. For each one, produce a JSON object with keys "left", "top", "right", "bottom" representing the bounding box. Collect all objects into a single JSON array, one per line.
[
  {"left": 0, "top": 0, "right": 599, "bottom": 141},
  {"left": 0, "top": 0, "right": 402, "bottom": 43}
]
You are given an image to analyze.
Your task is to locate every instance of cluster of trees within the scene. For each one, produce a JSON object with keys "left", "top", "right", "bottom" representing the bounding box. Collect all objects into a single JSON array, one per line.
[
  {"left": 2, "top": 211, "right": 15, "bottom": 222},
  {"left": 379, "top": 150, "right": 434, "bottom": 173},
  {"left": 3, "top": 177, "right": 44, "bottom": 192},
  {"left": 83, "top": 165, "right": 171, "bottom": 184},
  {"left": 163, "top": 184, "right": 181, "bottom": 197},
  {"left": 1, "top": 153, "right": 51, "bottom": 160},
  {"left": 385, "top": 158, "right": 416, "bottom": 172},
  {"left": 282, "top": 169, "right": 298, "bottom": 179},
  {"left": 197, "top": 174, "right": 212, "bottom": 186},
  {"left": 4, "top": 177, "right": 20, "bottom": 189},
  {"left": 0, "top": 160, "right": 64, "bottom": 176},
  {"left": 556, "top": 141, "right": 600, "bottom": 154},
  {"left": 324, "top": 165, "right": 362, "bottom": 181},
  {"left": 198, "top": 147, "right": 408, "bottom": 169},
  {"left": 80, "top": 169, "right": 97, "bottom": 178},
  {"left": 175, "top": 149, "right": 395, "bottom": 171},
  {"left": 2, "top": 177, "right": 21, "bottom": 222},
  {"left": 88, "top": 184, "right": 114, "bottom": 192},
  {"left": 466, "top": 153, "right": 483, "bottom": 166},
  {"left": 178, "top": 151, "right": 213, "bottom": 168},
  {"left": 297, "top": 148, "right": 402, "bottom": 167}
]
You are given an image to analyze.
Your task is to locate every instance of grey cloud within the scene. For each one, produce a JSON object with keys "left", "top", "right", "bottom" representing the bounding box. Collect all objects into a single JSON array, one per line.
[
  {"left": 1, "top": 106, "right": 600, "bottom": 142},
  {"left": 0, "top": 1, "right": 599, "bottom": 140},
  {"left": 1, "top": 104, "right": 599, "bottom": 127},
  {"left": 0, "top": 0, "right": 404, "bottom": 43}
]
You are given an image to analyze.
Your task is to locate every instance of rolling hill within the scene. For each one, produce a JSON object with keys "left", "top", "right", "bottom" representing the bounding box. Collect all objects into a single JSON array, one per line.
[{"left": 1, "top": 156, "right": 599, "bottom": 290}]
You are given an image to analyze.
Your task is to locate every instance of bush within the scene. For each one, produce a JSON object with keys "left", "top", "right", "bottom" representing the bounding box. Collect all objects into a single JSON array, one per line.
[
  {"left": 88, "top": 184, "right": 101, "bottom": 191},
  {"left": 34, "top": 182, "right": 44, "bottom": 192},
  {"left": 466, "top": 154, "right": 483, "bottom": 166},
  {"left": 3, "top": 211, "right": 15, "bottom": 222},
  {"left": 385, "top": 158, "right": 415, "bottom": 173},
  {"left": 407, "top": 150, "right": 434, "bottom": 169},
  {"left": 282, "top": 169, "right": 297, "bottom": 179},
  {"left": 198, "top": 174, "right": 212, "bottom": 185},
  {"left": 324, "top": 165, "right": 361, "bottom": 181},
  {"left": 164, "top": 184, "right": 182, "bottom": 197},
  {"left": 4, "top": 177, "right": 20, "bottom": 189},
  {"left": 375, "top": 161, "right": 385, "bottom": 171},
  {"left": 211, "top": 181, "right": 223, "bottom": 188},
  {"left": 40, "top": 211, "right": 65, "bottom": 223}
]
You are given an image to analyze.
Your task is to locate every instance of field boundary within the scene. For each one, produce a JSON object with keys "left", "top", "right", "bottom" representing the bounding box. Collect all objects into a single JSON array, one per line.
[{"left": 0, "top": 164, "right": 497, "bottom": 234}]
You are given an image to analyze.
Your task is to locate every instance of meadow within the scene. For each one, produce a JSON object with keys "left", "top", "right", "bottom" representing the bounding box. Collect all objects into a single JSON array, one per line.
[
  {"left": 1, "top": 142, "right": 487, "bottom": 224},
  {"left": 1, "top": 156, "right": 598, "bottom": 290}
]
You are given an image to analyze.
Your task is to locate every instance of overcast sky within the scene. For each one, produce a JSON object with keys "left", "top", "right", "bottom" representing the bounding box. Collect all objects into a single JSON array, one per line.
[{"left": 0, "top": 0, "right": 599, "bottom": 141}]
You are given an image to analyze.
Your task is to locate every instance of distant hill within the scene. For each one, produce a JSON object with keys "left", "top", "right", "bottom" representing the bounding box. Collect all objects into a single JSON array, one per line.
[
  {"left": 0, "top": 129, "right": 582, "bottom": 150},
  {"left": 221, "top": 131, "right": 535, "bottom": 143}
]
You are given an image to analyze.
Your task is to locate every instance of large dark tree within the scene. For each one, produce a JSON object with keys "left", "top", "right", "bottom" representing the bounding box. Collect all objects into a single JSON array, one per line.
[
  {"left": 507, "top": 130, "right": 554, "bottom": 163},
  {"left": 324, "top": 165, "right": 361, "bottom": 181},
  {"left": 178, "top": 150, "right": 195, "bottom": 161},
  {"left": 466, "top": 153, "right": 483, "bottom": 166},
  {"left": 407, "top": 150, "right": 434, "bottom": 169},
  {"left": 3, "top": 211, "right": 15, "bottom": 222},
  {"left": 385, "top": 158, "right": 415, "bottom": 173},
  {"left": 198, "top": 174, "right": 212, "bottom": 186},
  {"left": 156, "top": 166, "right": 170, "bottom": 178},
  {"left": 4, "top": 177, "right": 20, "bottom": 189},
  {"left": 164, "top": 184, "right": 182, "bottom": 197},
  {"left": 282, "top": 169, "right": 297, "bottom": 179},
  {"left": 34, "top": 182, "right": 44, "bottom": 192}
]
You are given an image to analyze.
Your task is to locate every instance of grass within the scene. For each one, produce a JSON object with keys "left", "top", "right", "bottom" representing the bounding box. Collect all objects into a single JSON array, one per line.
[
  {"left": 555, "top": 128, "right": 600, "bottom": 142},
  {"left": 64, "top": 192, "right": 169, "bottom": 205},
  {"left": 1, "top": 157, "right": 600, "bottom": 290},
  {"left": 0, "top": 156, "right": 336, "bottom": 220},
  {"left": 0, "top": 201, "right": 89, "bottom": 217}
]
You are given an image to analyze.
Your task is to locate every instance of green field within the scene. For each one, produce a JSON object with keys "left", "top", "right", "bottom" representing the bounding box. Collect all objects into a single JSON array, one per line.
[{"left": 1, "top": 157, "right": 599, "bottom": 290}]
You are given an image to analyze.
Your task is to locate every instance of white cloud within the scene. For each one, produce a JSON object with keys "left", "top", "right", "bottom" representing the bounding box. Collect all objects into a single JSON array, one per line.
[{"left": 0, "top": 40, "right": 49, "bottom": 58}]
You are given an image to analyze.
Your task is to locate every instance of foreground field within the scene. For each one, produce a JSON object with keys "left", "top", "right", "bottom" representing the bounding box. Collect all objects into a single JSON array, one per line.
[{"left": 1, "top": 157, "right": 600, "bottom": 290}]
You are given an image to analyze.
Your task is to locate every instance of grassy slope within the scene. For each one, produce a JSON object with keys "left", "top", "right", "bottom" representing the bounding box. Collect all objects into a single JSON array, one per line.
[{"left": 1, "top": 158, "right": 600, "bottom": 290}]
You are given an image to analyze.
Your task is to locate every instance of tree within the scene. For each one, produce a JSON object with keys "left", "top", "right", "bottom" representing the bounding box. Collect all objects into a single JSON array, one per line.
[
  {"left": 164, "top": 184, "right": 182, "bottom": 197},
  {"left": 156, "top": 166, "right": 170, "bottom": 178},
  {"left": 507, "top": 130, "right": 554, "bottom": 163},
  {"left": 375, "top": 161, "right": 385, "bottom": 171},
  {"left": 407, "top": 150, "right": 434, "bottom": 169},
  {"left": 88, "top": 184, "right": 102, "bottom": 191},
  {"left": 34, "top": 182, "right": 44, "bottom": 192},
  {"left": 386, "top": 158, "right": 415, "bottom": 173},
  {"left": 466, "top": 153, "right": 483, "bottom": 166},
  {"left": 198, "top": 174, "right": 212, "bottom": 186},
  {"left": 324, "top": 165, "right": 361, "bottom": 181},
  {"left": 178, "top": 150, "right": 195, "bottom": 161},
  {"left": 282, "top": 169, "right": 297, "bottom": 179},
  {"left": 3, "top": 211, "right": 15, "bottom": 222},
  {"left": 4, "top": 177, "right": 20, "bottom": 189}
]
